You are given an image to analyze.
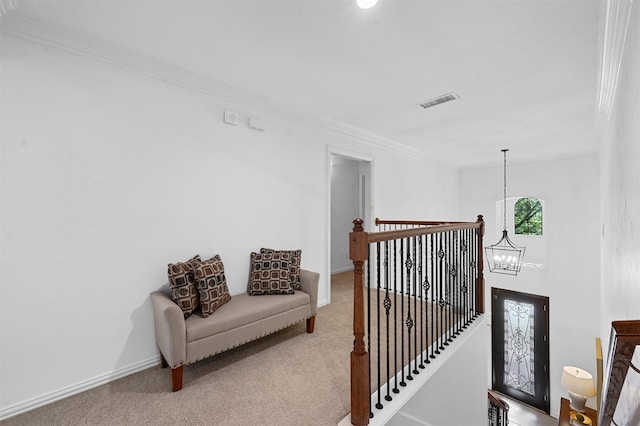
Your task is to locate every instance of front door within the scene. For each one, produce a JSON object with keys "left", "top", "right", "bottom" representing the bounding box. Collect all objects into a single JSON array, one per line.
[{"left": 491, "top": 287, "right": 550, "bottom": 413}]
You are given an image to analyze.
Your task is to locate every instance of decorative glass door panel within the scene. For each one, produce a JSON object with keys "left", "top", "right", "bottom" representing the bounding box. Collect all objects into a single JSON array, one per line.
[
  {"left": 504, "top": 299, "right": 536, "bottom": 396},
  {"left": 492, "top": 288, "right": 550, "bottom": 413}
]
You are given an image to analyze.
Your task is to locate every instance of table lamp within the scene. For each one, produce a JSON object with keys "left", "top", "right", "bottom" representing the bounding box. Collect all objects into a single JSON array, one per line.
[{"left": 561, "top": 366, "right": 596, "bottom": 412}]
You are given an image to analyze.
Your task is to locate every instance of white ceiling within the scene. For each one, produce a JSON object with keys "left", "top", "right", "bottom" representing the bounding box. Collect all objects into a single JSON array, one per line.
[{"left": 14, "top": 0, "right": 605, "bottom": 168}]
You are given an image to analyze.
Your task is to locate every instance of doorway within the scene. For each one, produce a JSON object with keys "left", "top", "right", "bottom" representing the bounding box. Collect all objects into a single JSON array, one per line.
[
  {"left": 328, "top": 148, "right": 373, "bottom": 299},
  {"left": 491, "top": 287, "right": 550, "bottom": 414}
]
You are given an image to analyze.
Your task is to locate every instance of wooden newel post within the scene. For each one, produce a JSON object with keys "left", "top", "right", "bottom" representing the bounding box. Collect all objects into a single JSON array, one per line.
[
  {"left": 349, "top": 218, "right": 370, "bottom": 426},
  {"left": 476, "top": 215, "right": 485, "bottom": 314}
]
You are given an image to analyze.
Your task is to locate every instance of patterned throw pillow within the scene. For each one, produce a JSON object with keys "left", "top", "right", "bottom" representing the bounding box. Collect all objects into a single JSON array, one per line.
[
  {"left": 249, "top": 251, "right": 293, "bottom": 295},
  {"left": 194, "top": 255, "right": 232, "bottom": 317},
  {"left": 260, "top": 248, "right": 302, "bottom": 290},
  {"left": 168, "top": 255, "right": 202, "bottom": 318}
]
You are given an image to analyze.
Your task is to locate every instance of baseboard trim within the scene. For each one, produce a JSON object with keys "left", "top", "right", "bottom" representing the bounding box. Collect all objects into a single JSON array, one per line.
[
  {"left": 0, "top": 355, "right": 160, "bottom": 421},
  {"left": 331, "top": 266, "right": 353, "bottom": 275}
]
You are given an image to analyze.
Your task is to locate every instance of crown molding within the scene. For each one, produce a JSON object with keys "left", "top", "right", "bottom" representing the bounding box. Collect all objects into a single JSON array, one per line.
[
  {"left": 597, "top": 0, "right": 635, "bottom": 118},
  {"left": 0, "top": 9, "right": 429, "bottom": 162}
]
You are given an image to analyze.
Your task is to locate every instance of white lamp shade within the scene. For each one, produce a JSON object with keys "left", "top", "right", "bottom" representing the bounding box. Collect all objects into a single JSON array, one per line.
[{"left": 561, "top": 366, "right": 596, "bottom": 397}]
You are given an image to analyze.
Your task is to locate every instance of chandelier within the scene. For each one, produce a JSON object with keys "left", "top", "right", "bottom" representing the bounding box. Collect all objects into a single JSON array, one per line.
[{"left": 485, "top": 149, "right": 526, "bottom": 275}]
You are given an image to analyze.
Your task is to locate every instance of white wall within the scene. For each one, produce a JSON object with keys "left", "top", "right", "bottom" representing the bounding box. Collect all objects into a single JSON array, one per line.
[
  {"left": 330, "top": 156, "right": 359, "bottom": 273},
  {"left": 0, "top": 34, "right": 459, "bottom": 417},
  {"left": 377, "top": 156, "right": 461, "bottom": 222},
  {"left": 387, "top": 318, "right": 489, "bottom": 426},
  {"left": 459, "top": 155, "right": 601, "bottom": 417},
  {"left": 599, "top": 1, "right": 640, "bottom": 347}
]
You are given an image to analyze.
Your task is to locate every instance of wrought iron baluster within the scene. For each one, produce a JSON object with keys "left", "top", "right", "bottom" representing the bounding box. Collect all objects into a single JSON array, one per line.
[
  {"left": 452, "top": 230, "right": 458, "bottom": 337},
  {"left": 444, "top": 231, "right": 451, "bottom": 346},
  {"left": 460, "top": 230, "right": 464, "bottom": 335},
  {"left": 367, "top": 244, "right": 373, "bottom": 419},
  {"left": 424, "top": 234, "right": 431, "bottom": 364},
  {"left": 469, "top": 228, "right": 474, "bottom": 326},
  {"left": 470, "top": 227, "right": 476, "bottom": 318},
  {"left": 437, "top": 233, "right": 445, "bottom": 353},
  {"left": 462, "top": 228, "right": 469, "bottom": 329},
  {"left": 470, "top": 228, "right": 474, "bottom": 323},
  {"left": 418, "top": 235, "right": 425, "bottom": 369},
  {"left": 405, "top": 237, "right": 414, "bottom": 381},
  {"left": 383, "top": 240, "right": 392, "bottom": 403},
  {"left": 459, "top": 230, "right": 465, "bottom": 330},
  {"left": 449, "top": 230, "right": 456, "bottom": 339},
  {"left": 430, "top": 233, "right": 435, "bottom": 360},
  {"left": 453, "top": 230, "right": 458, "bottom": 338},
  {"left": 399, "top": 238, "right": 406, "bottom": 387},
  {"left": 375, "top": 242, "right": 382, "bottom": 410},
  {"left": 469, "top": 227, "right": 475, "bottom": 323},
  {"left": 412, "top": 235, "right": 419, "bottom": 374},
  {"left": 392, "top": 239, "right": 399, "bottom": 394}
]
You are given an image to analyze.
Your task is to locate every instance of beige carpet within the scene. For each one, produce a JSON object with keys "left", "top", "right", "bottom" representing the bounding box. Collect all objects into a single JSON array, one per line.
[
  {"left": 2, "top": 273, "right": 356, "bottom": 426},
  {"left": 2, "top": 272, "right": 461, "bottom": 426}
]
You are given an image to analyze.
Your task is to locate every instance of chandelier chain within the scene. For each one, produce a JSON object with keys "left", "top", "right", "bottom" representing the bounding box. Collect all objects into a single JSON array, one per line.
[{"left": 502, "top": 149, "right": 508, "bottom": 231}]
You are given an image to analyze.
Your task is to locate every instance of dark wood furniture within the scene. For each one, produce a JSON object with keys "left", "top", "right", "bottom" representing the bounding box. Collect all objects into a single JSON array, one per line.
[
  {"left": 599, "top": 320, "right": 640, "bottom": 426},
  {"left": 558, "top": 397, "right": 598, "bottom": 426}
]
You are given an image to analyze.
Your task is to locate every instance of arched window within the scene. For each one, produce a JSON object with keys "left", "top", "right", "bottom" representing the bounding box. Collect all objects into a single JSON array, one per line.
[{"left": 514, "top": 197, "right": 543, "bottom": 236}]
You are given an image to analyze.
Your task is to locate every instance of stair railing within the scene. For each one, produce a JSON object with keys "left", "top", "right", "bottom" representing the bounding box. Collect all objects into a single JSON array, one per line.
[
  {"left": 488, "top": 390, "right": 510, "bottom": 426},
  {"left": 349, "top": 215, "right": 485, "bottom": 426}
]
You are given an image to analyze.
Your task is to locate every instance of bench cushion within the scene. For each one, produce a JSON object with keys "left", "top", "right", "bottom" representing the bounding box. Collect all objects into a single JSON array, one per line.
[{"left": 186, "top": 291, "right": 310, "bottom": 343}]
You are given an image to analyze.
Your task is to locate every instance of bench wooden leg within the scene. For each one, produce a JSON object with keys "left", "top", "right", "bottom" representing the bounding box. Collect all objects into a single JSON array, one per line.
[
  {"left": 171, "top": 366, "right": 184, "bottom": 392},
  {"left": 306, "top": 315, "right": 315, "bottom": 333},
  {"left": 161, "top": 351, "right": 183, "bottom": 391}
]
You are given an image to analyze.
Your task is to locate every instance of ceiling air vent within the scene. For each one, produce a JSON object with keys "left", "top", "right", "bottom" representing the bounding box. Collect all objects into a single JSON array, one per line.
[{"left": 419, "top": 92, "right": 460, "bottom": 109}]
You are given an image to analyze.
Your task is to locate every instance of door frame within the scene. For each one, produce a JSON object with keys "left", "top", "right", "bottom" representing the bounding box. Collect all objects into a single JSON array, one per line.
[
  {"left": 491, "top": 287, "right": 550, "bottom": 413},
  {"left": 327, "top": 146, "right": 374, "bottom": 304}
]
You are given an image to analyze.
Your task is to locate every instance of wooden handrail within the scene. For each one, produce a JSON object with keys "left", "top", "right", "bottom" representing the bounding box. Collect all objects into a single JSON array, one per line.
[
  {"left": 375, "top": 218, "right": 469, "bottom": 226},
  {"left": 367, "top": 222, "right": 483, "bottom": 244},
  {"left": 488, "top": 390, "right": 510, "bottom": 413}
]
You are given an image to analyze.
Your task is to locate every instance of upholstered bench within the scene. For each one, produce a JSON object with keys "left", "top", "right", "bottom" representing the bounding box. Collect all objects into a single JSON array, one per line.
[{"left": 150, "top": 268, "right": 319, "bottom": 391}]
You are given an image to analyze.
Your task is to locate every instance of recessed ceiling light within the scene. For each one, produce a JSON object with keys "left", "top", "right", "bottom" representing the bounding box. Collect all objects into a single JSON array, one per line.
[{"left": 356, "top": 0, "right": 378, "bottom": 9}]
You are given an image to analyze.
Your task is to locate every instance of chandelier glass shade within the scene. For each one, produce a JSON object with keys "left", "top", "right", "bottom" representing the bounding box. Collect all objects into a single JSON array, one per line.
[{"left": 485, "top": 149, "right": 526, "bottom": 275}]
